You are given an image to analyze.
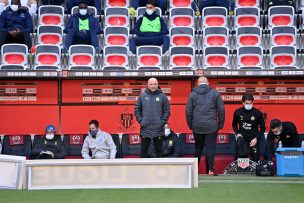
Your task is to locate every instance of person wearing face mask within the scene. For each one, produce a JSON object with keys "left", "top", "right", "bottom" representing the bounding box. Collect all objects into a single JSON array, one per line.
[
  {"left": 32, "top": 125, "right": 66, "bottom": 159},
  {"left": 266, "top": 119, "right": 301, "bottom": 161},
  {"left": 129, "top": 0, "right": 167, "bottom": 16},
  {"left": 0, "top": 0, "right": 33, "bottom": 49},
  {"left": 66, "top": 0, "right": 101, "bottom": 14},
  {"left": 81, "top": 120, "right": 117, "bottom": 159},
  {"left": 0, "top": 0, "right": 37, "bottom": 16},
  {"left": 129, "top": 0, "right": 169, "bottom": 54},
  {"left": 186, "top": 76, "right": 225, "bottom": 176},
  {"left": 64, "top": 1, "right": 101, "bottom": 53},
  {"left": 232, "top": 93, "right": 266, "bottom": 163}
]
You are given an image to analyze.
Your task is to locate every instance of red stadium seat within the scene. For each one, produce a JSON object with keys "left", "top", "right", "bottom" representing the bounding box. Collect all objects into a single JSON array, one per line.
[
  {"left": 106, "top": 0, "right": 128, "bottom": 7},
  {"left": 236, "top": 0, "right": 259, "bottom": 7},
  {"left": 171, "top": 0, "right": 191, "bottom": 8}
]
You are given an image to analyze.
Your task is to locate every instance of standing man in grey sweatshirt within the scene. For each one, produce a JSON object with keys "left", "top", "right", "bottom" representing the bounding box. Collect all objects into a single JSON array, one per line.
[
  {"left": 134, "top": 77, "right": 170, "bottom": 158},
  {"left": 186, "top": 76, "right": 225, "bottom": 175},
  {"left": 81, "top": 120, "right": 116, "bottom": 159}
]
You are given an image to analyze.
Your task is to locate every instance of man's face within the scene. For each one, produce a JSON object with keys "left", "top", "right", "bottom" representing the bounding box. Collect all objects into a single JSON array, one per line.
[
  {"left": 89, "top": 124, "right": 97, "bottom": 131},
  {"left": 272, "top": 126, "right": 282, "bottom": 135},
  {"left": 11, "top": 0, "right": 20, "bottom": 5},
  {"left": 146, "top": 4, "right": 156, "bottom": 11},
  {"left": 243, "top": 100, "right": 253, "bottom": 106},
  {"left": 148, "top": 79, "right": 158, "bottom": 92}
]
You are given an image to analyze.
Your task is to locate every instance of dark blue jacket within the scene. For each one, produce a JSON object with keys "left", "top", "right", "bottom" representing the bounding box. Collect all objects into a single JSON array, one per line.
[
  {"left": 133, "top": 11, "right": 169, "bottom": 37},
  {"left": 64, "top": 13, "right": 102, "bottom": 35},
  {"left": 134, "top": 88, "right": 170, "bottom": 138},
  {"left": 0, "top": 7, "right": 33, "bottom": 33}
]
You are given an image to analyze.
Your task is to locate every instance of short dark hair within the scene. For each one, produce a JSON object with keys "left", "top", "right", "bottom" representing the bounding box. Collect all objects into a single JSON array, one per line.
[
  {"left": 242, "top": 93, "right": 254, "bottom": 102},
  {"left": 270, "top": 119, "right": 282, "bottom": 129},
  {"left": 89, "top": 119, "right": 99, "bottom": 128},
  {"left": 146, "top": 0, "right": 156, "bottom": 7}
]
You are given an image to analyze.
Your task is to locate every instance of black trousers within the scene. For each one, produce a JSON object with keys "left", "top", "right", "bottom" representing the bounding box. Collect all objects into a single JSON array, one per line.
[
  {"left": 0, "top": 30, "right": 32, "bottom": 49},
  {"left": 141, "top": 136, "right": 163, "bottom": 158},
  {"left": 237, "top": 139, "right": 260, "bottom": 163},
  {"left": 193, "top": 132, "right": 217, "bottom": 172}
]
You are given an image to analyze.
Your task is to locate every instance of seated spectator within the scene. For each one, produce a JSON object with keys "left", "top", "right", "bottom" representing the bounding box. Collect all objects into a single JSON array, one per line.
[
  {"left": 41, "top": 0, "right": 64, "bottom": 6},
  {"left": 129, "top": 0, "right": 169, "bottom": 54},
  {"left": 32, "top": 125, "right": 66, "bottom": 159},
  {"left": 148, "top": 123, "right": 182, "bottom": 158},
  {"left": 64, "top": 1, "right": 101, "bottom": 52},
  {"left": 81, "top": 120, "right": 117, "bottom": 159},
  {"left": 0, "top": 0, "right": 37, "bottom": 15},
  {"left": 266, "top": 119, "right": 301, "bottom": 160},
  {"left": 130, "top": 0, "right": 167, "bottom": 16},
  {"left": 0, "top": 0, "right": 33, "bottom": 49},
  {"left": 66, "top": 0, "right": 101, "bottom": 14}
]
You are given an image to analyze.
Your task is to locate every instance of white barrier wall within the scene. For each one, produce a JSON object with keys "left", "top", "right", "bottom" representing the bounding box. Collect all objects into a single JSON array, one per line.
[
  {"left": 0, "top": 155, "right": 26, "bottom": 189},
  {"left": 26, "top": 158, "right": 198, "bottom": 190}
]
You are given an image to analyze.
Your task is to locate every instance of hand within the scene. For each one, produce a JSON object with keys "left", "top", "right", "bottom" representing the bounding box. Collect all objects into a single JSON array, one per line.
[
  {"left": 8, "top": 30, "right": 18, "bottom": 37},
  {"left": 129, "top": 7, "right": 136, "bottom": 18},
  {"left": 237, "top": 134, "right": 243, "bottom": 138},
  {"left": 250, "top": 138, "right": 257, "bottom": 147}
]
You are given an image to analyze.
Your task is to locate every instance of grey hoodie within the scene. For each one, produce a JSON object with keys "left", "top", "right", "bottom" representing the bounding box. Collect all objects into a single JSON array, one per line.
[{"left": 186, "top": 84, "right": 225, "bottom": 134}]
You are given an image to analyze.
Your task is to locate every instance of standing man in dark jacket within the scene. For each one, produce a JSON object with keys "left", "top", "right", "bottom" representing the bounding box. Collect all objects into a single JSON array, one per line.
[
  {"left": 186, "top": 76, "right": 225, "bottom": 175},
  {"left": 129, "top": 0, "right": 169, "bottom": 54},
  {"left": 134, "top": 77, "right": 170, "bottom": 158},
  {"left": 232, "top": 93, "right": 266, "bottom": 163},
  {"left": 32, "top": 125, "right": 66, "bottom": 159},
  {"left": 266, "top": 119, "right": 301, "bottom": 160},
  {"left": 0, "top": 0, "right": 33, "bottom": 49},
  {"left": 64, "top": 1, "right": 101, "bottom": 52}
]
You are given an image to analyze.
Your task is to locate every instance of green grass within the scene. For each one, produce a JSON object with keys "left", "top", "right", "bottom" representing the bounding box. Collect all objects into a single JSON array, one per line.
[{"left": 0, "top": 176, "right": 303, "bottom": 203}]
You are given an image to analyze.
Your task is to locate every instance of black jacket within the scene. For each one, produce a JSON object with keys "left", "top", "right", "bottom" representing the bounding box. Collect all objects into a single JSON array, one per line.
[
  {"left": 186, "top": 84, "right": 225, "bottom": 134},
  {"left": 267, "top": 122, "right": 300, "bottom": 147},
  {"left": 32, "top": 135, "right": 66, "bottom": 159},
  {"left": 134, "top": 87, "right": 170, "bottom": 138},
  {"left": 232, "top": 107, "right": 266, "bottom": 141}
]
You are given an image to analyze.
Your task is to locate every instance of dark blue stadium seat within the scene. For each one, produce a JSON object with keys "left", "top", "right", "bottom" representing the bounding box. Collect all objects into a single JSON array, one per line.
[{"left": 2, "top": 135, "right": 32, "bottom": 158}]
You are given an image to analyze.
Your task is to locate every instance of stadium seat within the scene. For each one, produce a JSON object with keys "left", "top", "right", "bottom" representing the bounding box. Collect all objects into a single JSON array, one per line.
[
  {"left": 121, "top": 134, "right": 141, "bottom": 158},
  {"left": 0, "top": 44, "right": 28, "bottom": 70},
  {"left": 111, "top": 134, "right": 121, "bottom": 158},
  {"left": 204, "top": 47, "right": 229, "bottom": 69},
  {"left": 38, "top": 5, "right": 64, "bottom": 26},
  {"left": 169, "top": 46, "right": 194, "bottom": 69},
  {"left": 235, "top": 0, "right": 259, "bottom": 8},
  {"left": 63, "top": 134, "right": 87, "bottom": 159},
  {"left": 270, "top": 26, "right": 296, "bottom": 47},
  {"left": 203, "top": 27, "right": 228, "bottom": 47},
  {"left": 69, "top": 45, "right": 96, "bottom": 70},
  {"left": 106, "top": 0, "right": 129, "bottom": 7},
  {"left": 34, "top": 45, "right": 61, "bottom": 70},
  {"left": 236, "top": 26, "right": 262, "bottom": 47},
  {"left": 237, "top": 46, "right": 263, "bottom": 69},
  {"left": 235, "top": 7, "right": 260, "bottom": 28},
  {"left": 137, "top": 6, "right": 162, "bottom": 17},
  {"left": 103, "top": 46, "right": 129, "bottom": 70},
  {"left": 38, "top": 25, "right": 63, "bottom": 46},
  {"left": 170, "top": 0, "right": 191, "bottom": 8},
  {"left": 202, "top": 7, "right": 227, "bottom": 28},
  {"left": 104, "top": 27, "right": 129, "bottom": 46},
  {"left": 71, "top": 6, "right": 97, "bottom": 17},
  {"left": 2, "top": 135, "right": 32, "bottom": 158},
  {"left": 137, "top": 46, "right": 162, "bottom": 70},
  {"left": 170, "top": 27, "right": 194, "bottom": 47},
  {"left": 170, "top": 8, "right": 194, "bottom": 27},
  {"left": 268, "top": 6, "right": 294, "bottom": 28},
  {"left": 270, "top": 46, "right": 297, "bottom": 69},
  {"left": 105, "top": 7, "right": 129, "bottom": 27}
]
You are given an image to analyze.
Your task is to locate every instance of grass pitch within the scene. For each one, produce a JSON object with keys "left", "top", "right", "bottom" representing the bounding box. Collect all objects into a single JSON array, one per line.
[{"left": 0, "top": 175, "right": 303, "bottom": 203}]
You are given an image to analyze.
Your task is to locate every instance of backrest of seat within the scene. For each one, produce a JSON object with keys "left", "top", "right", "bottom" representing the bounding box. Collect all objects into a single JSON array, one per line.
[
  {"left": 236, "top": 26, "right": 261, "bottom": 46},
  {"left": 38, "top": 25, "right": 63, "bottom": 46},
  {"left": 270, "top": 46, "right": 296, "bottom": 67},
  {"left": 2, "top": 135, "right": 32, "bottom": 157},
  {"left": 35, "top": 45, "right": 60, "bottom": 66},
  {"left": 104, "top": 27, "right": 129, "bottom": 46},
  {"left": 170, "top": 27, "right": 194, "bottom": 46},
  {"left": 170, "top": 46, "right": 194, "bottom": 67},
  {"left": 69, "top": 45, "right": 95, "bottom": 66},
  {"left": 170, "top": 0, "right": 191, "bottom": 8},
  {"left": 63, "top": 134, "right": 87, "bottom": 156},
  {"left": 137, "top": 46, "right": 162, "bottom": 67},
  {"left": 39, "top": 5, "right": 64, "bottom": 26},
  {"left": 203, "top": 7, "right": 227, "bottom": 27},
  {"left": 104, "top": 46, "right": 128, "bottom": 67},
  {"left": 178, "top": 133, "right": 195, "bottom": 156},
  {"left": 105, "top": 7, "right": 129, "bottom": 27},
  {"left": 170, "top": 8, "right": 194, "bottom": 27},
  {"left": 235, "top": 7, "right": 260, "bottom": 27},
  {"left": 204, "top": 47, "right": 229, "bottom": 67},
  {"left": 111, "top": 134, "right": 121, "bottom": 158},
  {"left": 1, "top": 44, "right": 28, "bottom": 65},
  {"left": 106, "top": 0, "right": 129, "bottom": 7},
  {"left": 215, "top": 133, "right": 236, "bottom": 155},
  {"left": 268, "top": 6, "right": 294, "bottom": 27},
  {"left": 270, "top": 26, "right": 296, "bottom": 46},
  {"left": 237, "top": 46, "right": 262, "bottom": 67},
  {"left": 204, "top": 26, "right": 228, "bottom": 47},
  {"left": 236, "top": 0, "right": 259, "bottom": 7},
  {"left": 121, "top": 134, "right": 141, "bottom": 157}
]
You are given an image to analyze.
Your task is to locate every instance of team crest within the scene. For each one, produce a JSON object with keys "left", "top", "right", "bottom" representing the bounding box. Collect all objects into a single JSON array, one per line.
[
  {"left": 10, "top": 135, "right": 22, "bottom": 145},
  {"left": 129, "top": 134, "right": 141, "bottom": 144},
  {"left": 156, "top": 97, "right": 160, "bottom": 101},
  {"left": 186, "top": 134, "right": 195, "bottom": 144},
  {"left": 237, "top": 158, "right": 250, "bottom": 169},
  {"left": 251, "top": 116, "right": 255, "bottom": 121},
  {"left": 71, "top": 135, "right": 83, "bottom": 145},
  {"left": 121, "top": 113, "right": 133, "bottom": 129}
]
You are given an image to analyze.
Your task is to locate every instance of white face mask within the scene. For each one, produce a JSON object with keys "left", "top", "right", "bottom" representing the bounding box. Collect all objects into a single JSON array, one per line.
[
  {"left": 11, "top": 5, "right": 19, "bottom": 12},
  {"left": 164, "top": 129, "right": 171, "bottom": 137},
  {"left": 79, "top": 9, "right": 87, "bottom": 16},
  {"left": 46, "top": 133, "right": 55, "bottom": 140},
  {"left": 146, "top": 9, "right": 154, "bottom": 15},
  {"left": 244, "top": 104, "right": 253, "bottom": 111}
]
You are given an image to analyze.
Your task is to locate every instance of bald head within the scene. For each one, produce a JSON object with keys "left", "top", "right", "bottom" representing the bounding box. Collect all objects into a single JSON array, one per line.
[
  {"left": 147, "top": 77, "right": 158, "bottom": 92},
  {"left": 197, "top": 77, "right": 209, "bottom": 86}
]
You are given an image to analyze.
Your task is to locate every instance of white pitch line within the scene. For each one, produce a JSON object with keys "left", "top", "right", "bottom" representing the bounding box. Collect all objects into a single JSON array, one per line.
[{"left": 198, "top": 180, "right": 304, "bottom": 184}]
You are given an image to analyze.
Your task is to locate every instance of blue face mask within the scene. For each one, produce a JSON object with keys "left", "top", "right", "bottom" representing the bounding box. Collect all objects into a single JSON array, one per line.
[{"left": 90, "top": 129, "right": 98, "bottom": 137}]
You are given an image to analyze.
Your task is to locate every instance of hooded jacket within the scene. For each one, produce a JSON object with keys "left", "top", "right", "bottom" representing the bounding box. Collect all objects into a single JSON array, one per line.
[
  {"left": 0, "top": 6, "right": 33, "bottom": 33},
  {"left": 32, "top": 135, "right": 66, "bottom": 159},
  {"left": 134, "top": 87, "right": 170, "bottom": 138},
  {"left": 186, "top": 84, "right": 225, "bottom": 134}
]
